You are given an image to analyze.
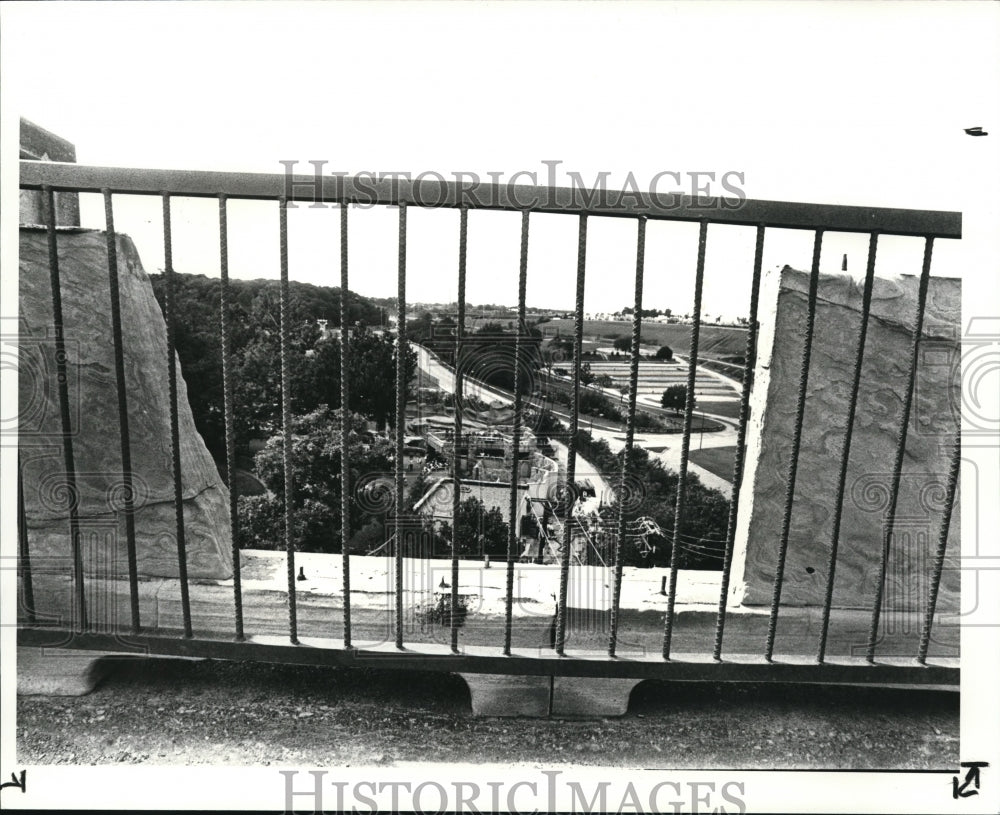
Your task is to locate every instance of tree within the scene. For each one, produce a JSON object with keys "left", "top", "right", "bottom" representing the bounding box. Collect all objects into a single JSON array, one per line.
[
  {"left": 660, "top": 384, "right": 688, "bottom": 414},
  {"left": 237, "top": 406, "right": 394, "bottom": 553},
  {"left": 594, "top": 374, "right": 614, "bottom": 388},
  {"left": 341, "top": 329, "right": 417, "bottom": 429},
  {"left": 573, "top": 430, "right": 730, "bottom": 570},
  {"left": 654, "top": 345, "right": 674, "bottom": 361},
  {"left": 547, "top": 335, "right": 575, "bottom": 359},
  {"left": 149, "top": 271, "right": 393, "bottom": 455},
  {"left": 613, "top": 335, "right": 632, "bottom": 352},
  {"left": 408, "top": 310, "right": 435, "bottom": 342},
  {"left": 438, "top": 497, "right": 509, "bottom": 557},
  {"left": 476, "top": 321, "right": 506, "bottom": 336}
]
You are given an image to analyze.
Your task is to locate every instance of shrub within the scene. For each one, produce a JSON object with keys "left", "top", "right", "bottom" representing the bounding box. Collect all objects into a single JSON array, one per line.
[
  {"left": 655, "top": 345, "right": 674, "bottom": 361},
  {"left": 236, "top": 494, "right": 337, "bottom": 552}
]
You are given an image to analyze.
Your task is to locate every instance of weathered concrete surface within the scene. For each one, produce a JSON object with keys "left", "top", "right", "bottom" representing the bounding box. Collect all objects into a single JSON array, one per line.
[
  {"left": 460, "top": 675, "right": 643, "bottom": 718},
  {"left": 18, "top": 227, "right": 233, "bottom": 579},
  {"left": 19, "top": 118, "right": 80, "bottom": 228},
  {"left": 17, "top": 647, "right": 111, "bottom": 696},
  {"left": 733, "top": 268, "right": 960, "bottom": 613},
  {"left": 460, "top": 674, "right": 551, "bottom": 717},
  {"left": 550, "top": 677, "right": 642, "bottom": 718},
  {"left": 21, "top": 551, "right": 958, "bottom": 660}
]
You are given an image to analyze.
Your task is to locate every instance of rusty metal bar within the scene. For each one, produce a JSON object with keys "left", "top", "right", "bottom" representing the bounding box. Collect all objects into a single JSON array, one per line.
[
  {"left": 278, "top": 197, "right": 298, "bottom": 645},
  {"left": 555, "top": 214, "right": 587, "bottom": 655},
  {"left": 817, "top": 232, "right": 879, "bottom": 662},
  {"left": 219, "top": 195, "right": 245, "bottom": 641},
  {"left": 451, "top": 207, "right": 468, "bottom": 654},
  {"left": 18, "top": 453, "right": 36, "bottom": 624},
  {"left": 102, "top": 190, "right": 141, "bottom": 634},
  {"left": 43, "top": 186, "right": 87, "bottom": 631},
  {"left": 394, "top": 203, "right": 408, "bottom": 649},
  {"left": 21, "top": 161, "right": 962, "bottom": 239},
  {"left": 713, "top": 224, "right": 765, "bottom": 660},
  {"left": 609, "top": 216, "right": 646, "bottom": 657},
  {"left": 17, "top": 626, "right": 960, "bottom": 686},
  {"left": 339, "top": 203, "right": 352, "bottom": 649},
  {"left": 504, "top": 210, "right": 530, "bottom": 655},
  {"left": 764, "top": 229, "right": 823, "bottom": 662},
  {"left": 867, "top": 237, "right": 935, "bottom": 662},
  {"left": 918, "top": 430, "right": 961, "bottom": 665},
  {"left": 663, "top": 219, "right": 708, "bottom": 659},
  {"left": 162, "top": 194, "right": 192, "bottom": 637}
]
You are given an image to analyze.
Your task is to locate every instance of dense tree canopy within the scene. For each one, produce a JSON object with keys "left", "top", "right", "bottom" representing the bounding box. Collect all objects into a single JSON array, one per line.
[
  {"left": 150, "top": 272, "right": 413, "bottom": 458},
  {"left": 574, "top": 430, "right": 729, "bottom": 570},
  {"left": 437, "top": 497, "right": 509, "bottom": 558},
  {"left": 236, "top": 406, "right": 394, "bottom": 553}
]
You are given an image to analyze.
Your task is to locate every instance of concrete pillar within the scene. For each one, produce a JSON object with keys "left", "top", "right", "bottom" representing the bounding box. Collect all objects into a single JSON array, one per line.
[
  {"left": 732, "top": 268, "right": 960, "bottom": 619},
  {"left": 551, "top": 677, "right": 642, "bottom": 718},
  {"left": 459, "top": 673, "right": 551, "bottom": 717},
  {"left": 17, "top": 647, "right": 112, "bottom": 696},
  {"left": 459, "top": 673, "right": 642, "bottom": 718}
]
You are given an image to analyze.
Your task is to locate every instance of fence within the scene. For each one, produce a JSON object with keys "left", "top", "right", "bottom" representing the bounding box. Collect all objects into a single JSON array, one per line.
[{"left": 16, "top": 160, "right": 961, "bottom": 688}]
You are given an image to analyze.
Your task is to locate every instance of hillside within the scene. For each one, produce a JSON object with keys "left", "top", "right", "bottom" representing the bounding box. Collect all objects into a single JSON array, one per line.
[
  {"left": 542, "top": 318, "right": 749, "bottom": 361},
  {"left": 149, "top": 272, "right": 384, "bottom": 328}
]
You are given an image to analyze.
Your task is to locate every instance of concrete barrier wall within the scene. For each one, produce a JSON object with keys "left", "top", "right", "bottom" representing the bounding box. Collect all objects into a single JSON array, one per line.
[
  {"left": 732, "top": 266, "right": 960, "bottom": 613},
  {"left": 19, "top": 228, "right": 233, "bottom": 580}
]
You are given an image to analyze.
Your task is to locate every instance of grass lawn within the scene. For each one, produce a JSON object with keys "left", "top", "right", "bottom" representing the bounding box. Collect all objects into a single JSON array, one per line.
[
  {"left": 697, "top": 400, "right": 743, "bottom": 420},
  {"left": 543, "top": 318, "right": 749, "bottom": 360},
  {"left": 688, "top": 445, "right": 738, "bottom": 483}
]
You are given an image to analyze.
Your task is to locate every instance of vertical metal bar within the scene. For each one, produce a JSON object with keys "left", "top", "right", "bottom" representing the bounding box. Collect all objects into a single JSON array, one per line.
[
  {"left": 918, "top": 429, "right": 960, "bottom": 665},
  {"left": 764, "top": 229, "right": 823, "bottom": 662},
  {"left": 817, "top": 231, "right": 879, "bottom": 662},
  {"left": 451, "top": 207, "right": 467, "bottom": 654},
  {"left": 555, "top": 213, "right": 587, "bottom": 655},
  {"left": 103, "top": 190, "right": 141, "bottom": 634},
  {"left": 162, "top": 194, "right": 192, "bottom": 638},
  {"left": 18, "top": 452, "right": 36, "bottom": 625},
  {"left": 662, "top": 219, "right": 708, "bottom": 659},
  {"left": 867, "top": 236, "right": 935, "bottom": 662},
  {"left": 278, "top": 197, "right": 299, "bottom": 644},
  {"left": 609, "top": 216, "right": 645, "bottom": 657},
  {"left": 504, "top": 210, "right": 529, "bottom": 655},
  {"left": 713, "top": 224, "right": 765, "bottom": 660},
  {"left": 339, "top": 202, "right": 352, "bottom": 648},
  {"left": 394, "top": 202, "right": 408, "bottom": 649},
  {"left": 44, "top": 186, "right": 87, "bottom": 632},
  {"left": 219, "top": 195, "right": 245, "bottom": 641}
]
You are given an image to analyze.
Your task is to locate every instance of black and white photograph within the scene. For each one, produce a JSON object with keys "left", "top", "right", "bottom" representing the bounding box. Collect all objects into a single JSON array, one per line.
[{"left": 1, "top": 2, "right": 998, "bottom": 812}]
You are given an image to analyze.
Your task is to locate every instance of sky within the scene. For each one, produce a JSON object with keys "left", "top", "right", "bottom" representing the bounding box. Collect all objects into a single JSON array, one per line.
[{"left": 3, "top": 2, "right": 997, "bottom": 320}]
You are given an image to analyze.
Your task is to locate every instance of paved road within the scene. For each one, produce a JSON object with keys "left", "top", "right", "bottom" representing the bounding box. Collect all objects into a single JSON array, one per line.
[
  {"left": 415, "top": 345, "right": 512, "bottom": 405},
  {"left": 414, "top": 344, "right": 738, "bottom": 495}
]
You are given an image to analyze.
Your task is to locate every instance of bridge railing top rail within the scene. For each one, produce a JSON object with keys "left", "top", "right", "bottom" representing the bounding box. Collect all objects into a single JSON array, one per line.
[{"left": 20, "top": 160, "right": 961, "bottom": 238}]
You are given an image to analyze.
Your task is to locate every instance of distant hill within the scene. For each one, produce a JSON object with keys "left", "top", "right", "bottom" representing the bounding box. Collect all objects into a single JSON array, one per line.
[{"left": 149, "top": 272, "right": 385, "bottom": 327}]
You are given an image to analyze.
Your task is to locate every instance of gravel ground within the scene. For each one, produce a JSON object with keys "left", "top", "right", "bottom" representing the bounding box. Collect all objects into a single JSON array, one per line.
[{"left": 17, "top": 658, "right": 957, "bottom": 769}]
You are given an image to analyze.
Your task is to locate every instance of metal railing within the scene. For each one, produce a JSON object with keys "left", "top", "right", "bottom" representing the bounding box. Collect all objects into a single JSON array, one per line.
[{"left": 16, "top": 160, "right": 962, "bottom": 686}]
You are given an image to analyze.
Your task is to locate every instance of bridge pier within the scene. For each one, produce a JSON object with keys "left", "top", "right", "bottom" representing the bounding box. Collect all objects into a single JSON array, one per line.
[
  {"left": 459, "top": 673, "right": 642, "bottom": 718},
  {"left": 17, "top": 647, "right": 115, "bottom": 696}
]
